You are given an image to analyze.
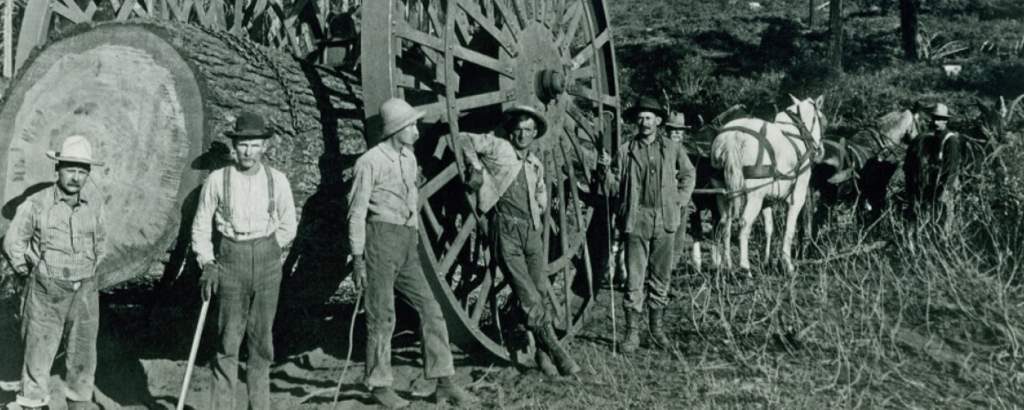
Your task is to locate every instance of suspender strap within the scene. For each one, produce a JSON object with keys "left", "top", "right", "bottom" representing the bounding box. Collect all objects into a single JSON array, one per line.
[
  {"left": 219, "top": 165, "right": 276, "bottom": 225},
  {"left": 265, "top": 164, "right": 275, "bottom": 215}
]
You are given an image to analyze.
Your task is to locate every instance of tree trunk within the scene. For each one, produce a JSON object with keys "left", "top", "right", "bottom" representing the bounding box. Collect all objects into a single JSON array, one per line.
[
  {"left": 827, "top": 0, "right": 844, "bottom": 74},
  {"left": 0, "top": 21, "right": 365, "bottom": 290},
  {"left": 900, "top": 0, "right": 920, "bottom": 60},
  {"left": 809, "top": 0, "right": 815, "bottom": 27}
]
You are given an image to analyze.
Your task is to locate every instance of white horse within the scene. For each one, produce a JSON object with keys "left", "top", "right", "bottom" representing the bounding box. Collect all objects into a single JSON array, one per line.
[{"left": 710, "top": 96, "right": 827, "bottom": 273}]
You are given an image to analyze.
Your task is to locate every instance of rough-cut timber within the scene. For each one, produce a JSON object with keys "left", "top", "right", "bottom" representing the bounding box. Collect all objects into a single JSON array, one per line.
[{"left": 0, "top": 21, "right": 365, "bottom": 291}]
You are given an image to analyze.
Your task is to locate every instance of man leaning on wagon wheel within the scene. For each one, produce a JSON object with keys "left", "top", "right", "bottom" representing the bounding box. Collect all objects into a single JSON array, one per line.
[
  {"left": 457, "top": 105, "right": 582, "bottom": 378},
  {"left": 596, "top": 97, "right": 697, "bottom": 353},
  {"left": 191, "top": 112, "right": 298, "bottom": 410},
  {"left": 903, "top": 102, "right": 961, "bottom": 233},
  {"left": 347, "top": 98, "right": 479, "bottom": 409},
  {"left": 3, "top": 136, "right": 106, "bottom": 410}
]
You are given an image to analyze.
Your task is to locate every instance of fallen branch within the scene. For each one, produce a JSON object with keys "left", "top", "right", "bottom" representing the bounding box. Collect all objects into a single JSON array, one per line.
[{"left": 798, "top": 241, "right": 888, "bottom": 265}]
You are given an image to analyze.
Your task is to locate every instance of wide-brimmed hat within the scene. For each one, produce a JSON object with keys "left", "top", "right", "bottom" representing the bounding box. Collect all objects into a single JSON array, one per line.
[
  {"left": 625, "top": 96, "right": 666, "bottom": 121},
  {"left": 664, "top": 112, "right": 690, "bottom": 129},
  {"left": 225, "top": 111, "right": 274, "bottom": 139},
  {"left": 381, "top": 98, "right": 426, "bottom": 137},
  {"left": 46, "top": 135, "right": 104, "bottom": 166},
  {"left": 502, "top": 105, "right": 548, "bottom": 138},
  {"left": 930, "top": 103, "right": 951, "bottom": 119}
]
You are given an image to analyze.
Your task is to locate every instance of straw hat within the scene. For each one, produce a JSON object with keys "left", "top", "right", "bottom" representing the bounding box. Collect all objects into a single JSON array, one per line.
[
  {"left": 502, "top": 105, "right": 548, "bottom": 138},
  {"left": 46, "top": 135, "right": 104, "bottom": 166},
  {"left": 381, "top": 98, "right": 426, "bottom": 137},
  {"left": 664, "top": 112, "right": 690, "bottom": 129},
  {"left": 625, "top": 96, "right": 667, "bottom": 121},
  {"left": 225, "top": 111, "right": 274, "bottom": 139}
]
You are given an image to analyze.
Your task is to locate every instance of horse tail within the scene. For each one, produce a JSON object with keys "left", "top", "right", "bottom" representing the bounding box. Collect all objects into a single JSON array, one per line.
[{"left": 712, "top": 133, "right": 746, "bottom": 220}]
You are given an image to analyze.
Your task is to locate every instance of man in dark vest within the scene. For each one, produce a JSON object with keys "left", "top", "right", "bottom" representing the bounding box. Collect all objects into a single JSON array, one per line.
[
  {"left": 598, "top": 97, "right": 696, "bottom": 353},
  {"left": 904, "top": 103, "right": 960, "bottom": 231},
  {"left": 3, "top": 136, "right": 106, "bottom": 410},
  {"left": 191, "top": 112, "right": 298, "bottom": 410}
]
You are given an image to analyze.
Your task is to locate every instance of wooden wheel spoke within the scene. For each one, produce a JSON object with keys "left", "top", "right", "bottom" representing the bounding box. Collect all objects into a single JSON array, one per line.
[
  {"left": 570, "top": 28, "right": 609, "bottom": 68},
  {"left": 456, "top": 0, "right": 518, "bottom": 56},
  {"left": 566, "top": 107, "right": 597, "bottom": 143},
  {"left": 568, "top": 84, "right": 617, "bottom": 108},
  {"left": 398, "top": 19, "right": 514, "bottom": 78},
  {"left": 555, "top": 0, "right": 583, "bottom": 50},
  {"left": 511, "top": 0, "right": 529, "bottom": 28},
  {"left": 438, "top": 215, "right": 479, "bottom": 275},
  {"left": 423, "top": 202, "right": 445, "bottom": 237},
  {"left": 469, "top": 268, "right": 494, "bottom": 325},
  {"left": 416, "top": 89, "right": 515, "bottom": 121},
  {"left": 491, "top": 0, "right": 522, "bottom": 39},
  {"left": 419, "top": 163, "right": 459, "bottom": 201}
]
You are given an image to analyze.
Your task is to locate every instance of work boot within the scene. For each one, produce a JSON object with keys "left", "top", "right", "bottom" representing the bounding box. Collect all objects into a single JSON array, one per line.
[
  {"left": 434, "top": 377, "right": 478, "bottom": 407},
  {"left": 649, "top": 306, "right": 672, "bottom": 349},
  {"left": 67, "top": 402, "right": 98, "bottom": 410},
  {"left": 371, "top": 387, "right": 410, "bottom": 409},
  {"left": 535, "top": 325, "right": 581, "bottom": 376},
  {"left": 535, "top": 349, "right": 559, "bottom": 377},
  {"left": 620, "top": 309, "right": 641, "bottom": 354}
]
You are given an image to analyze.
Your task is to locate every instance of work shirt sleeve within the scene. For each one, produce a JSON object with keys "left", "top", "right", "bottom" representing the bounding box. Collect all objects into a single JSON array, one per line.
[
  {"left": 275, "top": 173, "right": 299, "bottom": 248},
  {"left": 191, "top": 174, "right": 220, "bottom": 267},
  {"left": 676, "top": 145, "right": 697, "bottom": 208},
  {"left": 459, "top": 132, "right": 502, "bottom": 169},
  {"left": 94, "top": 202, "right": 107, "bottom": 265},
  {"left": 2, "top": 199, "right": 37, "bottom": 276},
  {"left": 347, "top": 158, "right": 374, "bottom": 256}
]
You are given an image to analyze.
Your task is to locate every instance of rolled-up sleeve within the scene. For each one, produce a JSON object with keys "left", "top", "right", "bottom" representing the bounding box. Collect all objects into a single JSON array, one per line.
[
  {"left": 93, "top": 203, "right": 107, "bottom": 264},
  {"left": 3, "top": 200, "right": 37, "bottom": 275},
  {"left": 275, "top": 173, "right": 298, "bottom": 247},
  {"left": 347, "top": 158, "right": 374, "bottom": 256},
  {"left": 191, "top": 175, "right": 220, "bottom": 267}
]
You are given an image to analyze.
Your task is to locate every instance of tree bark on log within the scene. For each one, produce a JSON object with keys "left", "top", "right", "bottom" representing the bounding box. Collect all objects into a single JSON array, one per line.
[
  {"left": 900, "top": 0, "right": 920, "bottom": 60},
  {"left": 827, "top": 0, "right": 844, "bottom": 75},
  {"left": 0, "top": 20, "right": 365, "bottom": 293}
]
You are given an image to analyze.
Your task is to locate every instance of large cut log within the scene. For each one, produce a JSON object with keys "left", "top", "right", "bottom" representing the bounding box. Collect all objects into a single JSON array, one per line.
[{"left": 0, "top": 21, "right": 365, "bottom": 291}]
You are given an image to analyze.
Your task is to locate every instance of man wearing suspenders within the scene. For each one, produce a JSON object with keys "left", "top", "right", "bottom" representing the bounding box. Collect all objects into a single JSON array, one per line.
[
  {"left": 191, "top": 112, "right": 298, "bottom": 410},
  {"left": 904, "top": 102, "right": 961, "bottom": 231},
  {"left": 3, "top": 136, "right": 106, "bottom": 410}
]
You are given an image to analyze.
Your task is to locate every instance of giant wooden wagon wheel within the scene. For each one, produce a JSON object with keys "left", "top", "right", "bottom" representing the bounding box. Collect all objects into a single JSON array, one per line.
[{"left": 360, "top": 0, "right": 620, "bottom": 360}]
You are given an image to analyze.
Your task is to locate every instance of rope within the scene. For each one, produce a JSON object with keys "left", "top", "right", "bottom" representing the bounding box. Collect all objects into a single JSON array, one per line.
[{"left": 331, "top": 291, "right": 362, "bottom": 409}]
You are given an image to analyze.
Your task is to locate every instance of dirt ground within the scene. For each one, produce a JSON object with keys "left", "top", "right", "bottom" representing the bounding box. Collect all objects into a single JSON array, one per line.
[{"left": 0, "top": 277, "right": 675, "bottom": 410}]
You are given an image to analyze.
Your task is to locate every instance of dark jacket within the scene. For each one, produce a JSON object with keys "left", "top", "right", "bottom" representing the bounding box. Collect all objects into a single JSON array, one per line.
[
  {"left": 904, "top": 129, "right": 960, "bottom": 202},
  {"left": 606, "top": 133, "right": 696, "bottom": 234}
]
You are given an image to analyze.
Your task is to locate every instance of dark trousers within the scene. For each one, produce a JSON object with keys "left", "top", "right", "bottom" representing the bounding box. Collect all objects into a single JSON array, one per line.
[
  {"left": 18, "top": 275, "right": 99, "bottom": 408},
  {"left": 211, "top": 235, "right": 282, "bottom": 410},
  {"left": 625, "top": 207, "right": 674, "bottom": 313},
  {"left": 364, "top": 221, "right": 455, "bottom": 388},
  {"left": 494, "top": 214, "right": 553, "bottom": 330}
]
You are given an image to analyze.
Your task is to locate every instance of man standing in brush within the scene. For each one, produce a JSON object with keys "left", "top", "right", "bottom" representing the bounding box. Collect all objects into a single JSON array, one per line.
[
  {"left": 597, "top": 97, "right": 696, "bottom": 353},
  {"left": 191, "top": 111, "right": 298, "bottom": 410},
  {"left": 3, "top": 135, "right": 107, "bottom": 410},
  {"left": 458, "top": 105, "right": 581, "bottom": 377},
  {"left": 903, "top": 102, "right": 961, "bottom": 231},
  {"left": 664, "top": 111, "right": 701, "bottom": 273},
  {"left": 348, "top": 98, "right": 478, "bottom": 409}
]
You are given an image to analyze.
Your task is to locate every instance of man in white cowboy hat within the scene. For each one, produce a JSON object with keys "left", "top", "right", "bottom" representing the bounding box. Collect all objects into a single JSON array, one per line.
[
  {"left": 3, "top": 135, "right": 107, "bottom": 410},
  {"left": 903, "top": 102, "right": 961, "bottom": 229},
  {"left": 348, "top": 98, "right": 478, "bottom": 408},
  {"left": 597, "top": 96, "right": 696, "bottom": 353},
  {"left": 457, "top": 105, "right": 581, "bottom": 378},
  {"left": 191, "top": 111, "right": 298, "bottom": 410}
]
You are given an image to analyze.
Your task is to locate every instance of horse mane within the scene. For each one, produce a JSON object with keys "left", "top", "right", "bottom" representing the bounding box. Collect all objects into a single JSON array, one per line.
[{"left": 874, "top": 110, "right": 915, "bottom": 144}]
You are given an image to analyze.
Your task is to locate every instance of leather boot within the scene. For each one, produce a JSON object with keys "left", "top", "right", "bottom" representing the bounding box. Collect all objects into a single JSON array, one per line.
[
  {"left": 536, "top": 325, "right": 581, "bottom": 376},
  {"left": 371, "top": 387, "right": 410, "bottom": 409},
  {"left": 434, "top": 377, "right": 479, "bottom": 407},
  {"left": 620, "top": 309, "right": 641, "bottom": 354},
  {"left": 535, "top": 349, "right": 559, "bottom": 377},
  {"left": 649, "top": 306, "right": 671, "bottom": 349}
]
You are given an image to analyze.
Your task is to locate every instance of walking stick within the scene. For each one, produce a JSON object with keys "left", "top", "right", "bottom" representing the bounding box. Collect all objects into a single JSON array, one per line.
[{"left": 176, "top": 299, "right": 210, "bottom": 410}]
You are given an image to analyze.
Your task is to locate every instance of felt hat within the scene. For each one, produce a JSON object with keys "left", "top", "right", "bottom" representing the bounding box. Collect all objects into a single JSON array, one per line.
[
  {"left": 225, "top": 111, "right": 274, "bottom": 139},
  {"left": 381, "top": 98, "right": 426, "bottom": 137},
  {"left": 502, "top": 105, "right": 548, "bottom": 138},
  {"left": 930, "top": 103, "right": 951, "bottom": 119},
  {"left": 46, "top": 135, "right": 104, "bottom": 166},
  {"left": 625, "top": 96, "right": 667, "bottom": 121},
  {"left": 664, "top": 112, "right": 690, "bottom": 129}
]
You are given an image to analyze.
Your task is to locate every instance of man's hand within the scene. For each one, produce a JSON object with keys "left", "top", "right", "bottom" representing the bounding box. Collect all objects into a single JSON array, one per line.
[
  {"left": 352, "top": 255, "right": 366, "bottom": 291},
  {"left": 597, "top": 152, "right": 612, "bottom": 168},
  {"left": 200, "top": 261, "right": 219, "bottom": 302},
  {"left": 465, "top": 166, "right": 484, "bottom": 192}
]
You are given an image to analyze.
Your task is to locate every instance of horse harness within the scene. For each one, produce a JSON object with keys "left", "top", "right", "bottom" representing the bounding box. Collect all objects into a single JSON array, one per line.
[{"left": 719, "top": 110, "right": 822, "bottom": 181}]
